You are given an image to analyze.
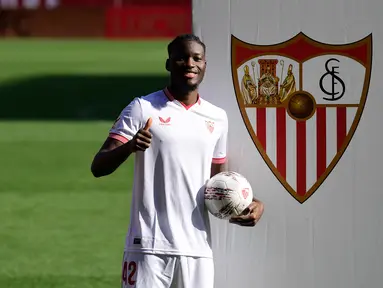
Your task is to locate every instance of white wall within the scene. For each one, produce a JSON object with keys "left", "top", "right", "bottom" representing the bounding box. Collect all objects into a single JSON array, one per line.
[{"left": 193, "top": 0, "right": 382, "bottom": 287}]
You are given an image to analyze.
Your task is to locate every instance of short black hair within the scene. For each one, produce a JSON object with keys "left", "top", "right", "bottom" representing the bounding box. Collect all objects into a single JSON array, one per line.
[{"left": 167, "top": 34, "right": 206, "bottom": 56}]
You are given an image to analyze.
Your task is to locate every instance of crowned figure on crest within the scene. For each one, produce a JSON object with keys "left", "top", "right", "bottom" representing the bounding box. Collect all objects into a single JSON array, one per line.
[{"left": 241, "top": 59, "right": 297, "bottom": 106}]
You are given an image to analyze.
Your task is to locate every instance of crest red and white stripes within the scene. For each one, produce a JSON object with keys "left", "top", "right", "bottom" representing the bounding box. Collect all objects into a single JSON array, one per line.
[{"left": 246, "top": 106, "right": 357, "bottom": 196}]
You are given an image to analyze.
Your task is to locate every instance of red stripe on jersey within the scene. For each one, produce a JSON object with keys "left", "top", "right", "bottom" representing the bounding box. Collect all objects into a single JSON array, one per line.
[
  {"left": 212, "top": 157, "right": 226, "bottom": 164},
  {"left": 164, "top": 87, "right": 201, "bottom": 110},
  {"left": 109, "top": 133, "right": 129, "bottom": 144}
]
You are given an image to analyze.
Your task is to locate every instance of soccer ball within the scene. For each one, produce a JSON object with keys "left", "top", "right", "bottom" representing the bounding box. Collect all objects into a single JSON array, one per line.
[{"left": 204, "top": 171, "right": 253, "bottom": 220}]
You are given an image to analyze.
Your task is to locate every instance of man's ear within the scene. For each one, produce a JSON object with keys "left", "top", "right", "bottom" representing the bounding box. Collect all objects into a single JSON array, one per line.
[{"left": 166, "top": 59, "right": 170, "bottom": 71}]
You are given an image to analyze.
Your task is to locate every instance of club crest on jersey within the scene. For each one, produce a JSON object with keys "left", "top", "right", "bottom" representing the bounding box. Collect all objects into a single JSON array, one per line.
[
  {"left": 159, "top": 116, "right": 171, "bottom": 125},
  {"left": 231, "top": 32, "right": 372, "bottom": 203},
  {"left": 205, "top": 121, "right": 215, "bottom": 133}
]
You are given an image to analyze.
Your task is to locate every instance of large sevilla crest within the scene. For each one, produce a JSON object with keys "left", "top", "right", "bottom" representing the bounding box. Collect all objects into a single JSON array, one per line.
[{"left": 231, "top": 32, "right": 372, "bottom": 203}]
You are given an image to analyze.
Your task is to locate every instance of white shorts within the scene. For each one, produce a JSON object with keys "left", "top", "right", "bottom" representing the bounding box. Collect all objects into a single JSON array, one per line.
[{"left": 121, "top": 251, "right": 214, "bottom": 288}]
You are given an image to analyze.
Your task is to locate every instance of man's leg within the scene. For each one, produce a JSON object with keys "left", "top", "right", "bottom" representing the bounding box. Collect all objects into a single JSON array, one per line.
[
  {"left": 121, "top": 251, "right": 176, "bottom": 288},
  {"left": 170, "top": 256, "right": 214, "bottom": 288}
]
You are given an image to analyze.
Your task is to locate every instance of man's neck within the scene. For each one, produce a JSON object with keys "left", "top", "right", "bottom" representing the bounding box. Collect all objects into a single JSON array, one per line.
[{"left": 168, "top": 85, "right": 199, "bottom": 106}]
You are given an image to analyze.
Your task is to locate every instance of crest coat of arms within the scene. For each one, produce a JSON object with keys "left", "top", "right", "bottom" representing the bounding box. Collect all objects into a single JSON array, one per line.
[{"left": 231, "top": 32, "right": 372, "bottom": 203}]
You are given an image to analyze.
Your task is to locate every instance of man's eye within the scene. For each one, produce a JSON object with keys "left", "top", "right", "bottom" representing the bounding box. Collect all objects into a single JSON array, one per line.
[{"left": 176, "top": 57, "right": 188, "bottom": 62}]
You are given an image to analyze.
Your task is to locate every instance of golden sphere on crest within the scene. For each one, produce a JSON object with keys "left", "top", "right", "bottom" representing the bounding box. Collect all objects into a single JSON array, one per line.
[{"left": 287, "top": 92, "right": 316, "bottom": 120}]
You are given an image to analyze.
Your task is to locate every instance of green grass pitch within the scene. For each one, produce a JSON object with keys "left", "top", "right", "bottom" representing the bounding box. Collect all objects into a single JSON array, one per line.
[{"left": 0, "top": 39, "right": 169, "bottom": 288}]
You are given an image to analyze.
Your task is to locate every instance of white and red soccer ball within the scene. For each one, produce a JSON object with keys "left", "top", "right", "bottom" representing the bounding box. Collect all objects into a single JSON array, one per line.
[{"left": 204, "top": 171, "right": 253, "bottom": 220}]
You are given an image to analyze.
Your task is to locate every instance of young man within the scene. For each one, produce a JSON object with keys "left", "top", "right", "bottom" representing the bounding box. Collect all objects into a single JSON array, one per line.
[{"left": 91, "top": 34, "right": 264, "bottom": 288}]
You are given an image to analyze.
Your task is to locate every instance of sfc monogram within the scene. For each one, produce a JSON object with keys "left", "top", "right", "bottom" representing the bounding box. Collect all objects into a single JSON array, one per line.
[{"left": 231, "top": 32, "right": 373, "bottom": 203}]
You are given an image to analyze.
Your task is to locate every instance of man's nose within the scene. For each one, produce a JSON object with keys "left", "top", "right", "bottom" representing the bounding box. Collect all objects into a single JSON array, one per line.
[{"left": 185, "top": 57, "right": 195, "bottom": 67}]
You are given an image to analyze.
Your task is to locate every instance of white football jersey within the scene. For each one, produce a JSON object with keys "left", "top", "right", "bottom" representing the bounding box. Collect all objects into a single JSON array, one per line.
[{"left": 109, "top": 88, "right": 228, "bottom": 258}]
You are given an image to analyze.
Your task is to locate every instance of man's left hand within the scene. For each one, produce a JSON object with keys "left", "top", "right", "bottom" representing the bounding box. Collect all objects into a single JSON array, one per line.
[{"left": 229, "top": 198, "right": 264, "bottom": 227}]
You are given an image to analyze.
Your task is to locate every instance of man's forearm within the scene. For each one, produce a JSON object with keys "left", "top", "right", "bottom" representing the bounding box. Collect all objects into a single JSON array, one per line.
[
  {"left": 91, "top": 141, "right": 135, "bottom": 177},
  {"left": 210, "top": 162, "right": 227, "bottom": 177}
]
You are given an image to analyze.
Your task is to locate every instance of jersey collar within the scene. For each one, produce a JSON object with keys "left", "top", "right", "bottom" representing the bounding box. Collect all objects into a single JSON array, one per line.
[{"left": 163, "top": 87, "right": 201, "bottom": 110}]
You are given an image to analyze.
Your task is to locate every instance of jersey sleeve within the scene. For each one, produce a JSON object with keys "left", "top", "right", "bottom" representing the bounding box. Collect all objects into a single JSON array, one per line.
[
  {"left": 108, "top": 97, "right": 144, "bottom": 144},
  {"left": 212, "top": 112, "right": 228, "bottom": 164}
]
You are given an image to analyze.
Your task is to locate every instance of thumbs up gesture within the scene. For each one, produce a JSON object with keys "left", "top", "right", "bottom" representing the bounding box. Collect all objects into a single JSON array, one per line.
[{"left": 131, "top": 118, "right": 152, "bottom": 152}]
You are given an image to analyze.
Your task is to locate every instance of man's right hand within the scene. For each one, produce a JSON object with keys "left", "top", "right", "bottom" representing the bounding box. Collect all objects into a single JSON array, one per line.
[{"left": 131, "top": 117, "right": 153, "bottom": 152}]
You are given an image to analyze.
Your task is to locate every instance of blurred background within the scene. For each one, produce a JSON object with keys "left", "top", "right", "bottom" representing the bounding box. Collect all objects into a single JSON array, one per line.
[{"left": 0, "top": 1, "right": 191, "bottom": 287}]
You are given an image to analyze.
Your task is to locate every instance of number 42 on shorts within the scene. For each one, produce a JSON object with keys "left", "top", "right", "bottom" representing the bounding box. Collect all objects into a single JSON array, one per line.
[{"left": 122, "top": 260, "right": 137, "bottom": 287}]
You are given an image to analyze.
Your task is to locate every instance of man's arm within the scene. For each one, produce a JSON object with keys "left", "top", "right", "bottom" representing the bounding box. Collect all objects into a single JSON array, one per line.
[
  {"left": 211, "top": 110, "right": 229, "bottom": 177},
  {"left": 91, "top": 138, "right": 135, "bottom": 178},
  {"left": 91, "top": 117, "right": 152, "bottom": 178},
  {"left": 209, "top": 111, "right": 264, "bottom": 226},
  {"left": 210, "top": 162, "right": 227, "bottom": 177}
]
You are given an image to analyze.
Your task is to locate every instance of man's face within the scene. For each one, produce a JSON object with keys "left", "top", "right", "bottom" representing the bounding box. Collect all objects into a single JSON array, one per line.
[{"left": 167, "top": 40, "right": 206, "bottom": 90}]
